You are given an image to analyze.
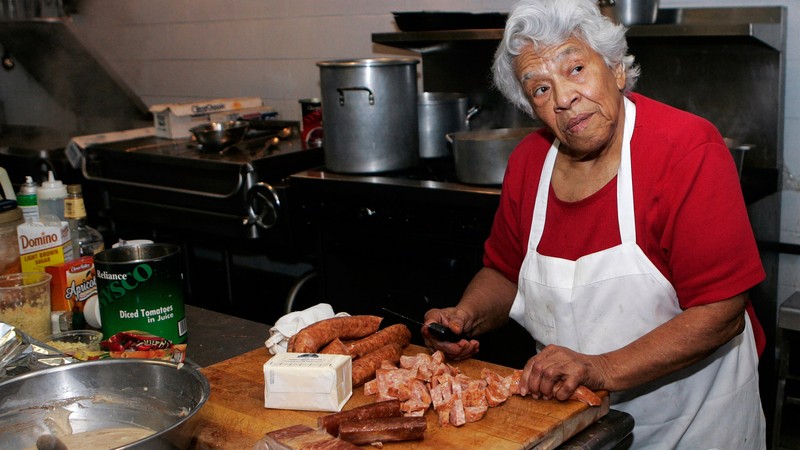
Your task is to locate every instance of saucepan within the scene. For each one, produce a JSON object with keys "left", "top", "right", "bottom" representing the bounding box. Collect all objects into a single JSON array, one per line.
[
  {"left": 448, "top": 128, "right": 537, "bottom": 185},
  {"left": 189, "top": 120, "right": 249, "bottom": 153}
]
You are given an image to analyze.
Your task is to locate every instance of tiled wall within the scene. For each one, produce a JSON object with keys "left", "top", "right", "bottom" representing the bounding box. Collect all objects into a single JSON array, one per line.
[{"left": 1, "top": 0, "right": 798, "bottom": 303}]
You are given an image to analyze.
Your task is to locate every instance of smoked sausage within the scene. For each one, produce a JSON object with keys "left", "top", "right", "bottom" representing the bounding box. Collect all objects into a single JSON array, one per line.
[
  {"left": 317, "top": 399, "right": 402, "bottom": 436},
  {"left": 319, "top": 338, "right": 350, "bottom": 355},
  {"left": 263, "top": 424, "right": 360, "bottom": 449},
  {"left": 288, "top": 315, "right": 382, "bottom": 353},
  {"left": 352, "top": 343, "right": 403, "bottom": 387},
  {"left": 338, "top": 416, "right": 427, "bottom": 445},
  {"left": 346, "top": 324, "right": 411, "bottom": 358}
]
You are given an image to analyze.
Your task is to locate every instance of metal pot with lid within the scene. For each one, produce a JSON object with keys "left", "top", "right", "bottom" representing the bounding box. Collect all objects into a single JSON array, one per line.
[
  {"left": 418, "top": 92, "right": 480, "bottom": 159},
  {"left": 317, "top": 58, "right": 419, "bottom": 174}
]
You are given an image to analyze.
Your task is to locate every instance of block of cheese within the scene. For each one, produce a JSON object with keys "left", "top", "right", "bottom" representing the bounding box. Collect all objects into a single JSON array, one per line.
[{"left": 264, "top": 353, "right": 352, "bottom": 412}]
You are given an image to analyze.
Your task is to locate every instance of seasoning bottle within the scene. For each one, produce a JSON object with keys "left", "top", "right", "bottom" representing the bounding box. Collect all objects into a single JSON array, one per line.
[
  {"left": 37, "top": 171, "right": 67, "bottom": 223},
  {"left": 17, "top": 176, "right": 39, "bottom": 222},
  {"left": 64, "top": 184, "right": 105, "bottom": 257}
]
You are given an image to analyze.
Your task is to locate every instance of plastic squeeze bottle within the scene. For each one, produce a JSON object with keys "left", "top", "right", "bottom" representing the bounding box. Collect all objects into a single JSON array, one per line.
[
  {"left": 37, "top": 171, "right": 67, "bottom": 223},
  {"left": 17, "top": 176, "right": 39, "bottom": 222}
]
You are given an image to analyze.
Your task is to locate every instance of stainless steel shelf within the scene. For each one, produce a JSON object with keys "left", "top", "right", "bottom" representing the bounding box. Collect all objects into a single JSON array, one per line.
[{"left": 373, "top": 6, "right": 786, "bottom": 52}]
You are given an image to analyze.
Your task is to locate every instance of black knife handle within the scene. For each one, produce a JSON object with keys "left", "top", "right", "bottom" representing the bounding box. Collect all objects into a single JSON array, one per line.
[{"left": 427, "top": 322, "right": 463, "bottom": 342}]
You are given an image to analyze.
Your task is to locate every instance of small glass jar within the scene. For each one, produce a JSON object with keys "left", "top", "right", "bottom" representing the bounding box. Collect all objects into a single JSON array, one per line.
[
  {"left": 0, "top": 207, "right": 23, "bottom": 275},
  {"left": 0, "top": 272, "right": 52, "bottom": 341}
]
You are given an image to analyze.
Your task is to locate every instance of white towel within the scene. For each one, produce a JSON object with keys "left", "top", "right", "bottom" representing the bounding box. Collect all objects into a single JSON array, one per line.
[{"left": 265, "top": 303, "right": 349, "bottom": 355}]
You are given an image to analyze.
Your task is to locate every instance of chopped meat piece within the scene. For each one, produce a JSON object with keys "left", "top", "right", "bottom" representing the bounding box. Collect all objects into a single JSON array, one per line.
[
  {"left": 449, "top": 397, "right": 467, "bottom": 427},
  {"left": 400, "top": 379, "right": 432, "bottom": 415},
  {"left": 464, "top": 405, "right": 489, "bottom": 423},
  {"left": 364, "top": 379, "right": 377, "bottom": 396},
  {"left": 461, "top": 378, "right": 488, "bottom": 408},
  {"left": 481, "top": 368, "right": 511, "bottom": 407},
  {"left": 570, "top": 385, "right": 603, "bottom": 406},
  {"left": 375, "top": 368, "right": 415, "bottom": 400},
  {"left": 506, "top": 369, "right": 522, "bottom": 395}
]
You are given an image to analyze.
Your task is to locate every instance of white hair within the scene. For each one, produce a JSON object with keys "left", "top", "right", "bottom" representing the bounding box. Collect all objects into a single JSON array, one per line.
[{"left": 492, "top": 0, "right": 639, "bottom": 118}]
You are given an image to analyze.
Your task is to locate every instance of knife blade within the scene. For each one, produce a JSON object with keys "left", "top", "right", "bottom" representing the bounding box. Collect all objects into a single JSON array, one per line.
[{"left": 381, "top": 307, "right": 464, "bottom": 342}]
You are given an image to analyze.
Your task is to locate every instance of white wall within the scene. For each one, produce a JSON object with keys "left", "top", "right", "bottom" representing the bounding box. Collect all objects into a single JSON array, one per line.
[
  {"left": 2, "top": 0, "right": 799, "bottom": 303},
  {"left": 69, "top": 0, "right": 516, "bottom": 120}
]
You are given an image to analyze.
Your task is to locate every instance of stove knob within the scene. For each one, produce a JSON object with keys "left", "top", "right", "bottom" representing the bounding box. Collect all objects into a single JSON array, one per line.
[{"left": 246, "top": 182, "right": 281, "bottom": 230}]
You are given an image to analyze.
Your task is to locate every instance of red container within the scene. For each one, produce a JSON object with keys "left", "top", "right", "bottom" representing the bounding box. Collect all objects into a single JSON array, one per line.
[{"left": 299, "top": 98, "right": 323, "bottom": 148}]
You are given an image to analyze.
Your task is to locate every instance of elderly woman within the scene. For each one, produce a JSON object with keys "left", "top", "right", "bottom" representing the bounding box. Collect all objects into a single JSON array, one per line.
[{"left": 422, "top": 0, "right": 767, "bottom": 447}]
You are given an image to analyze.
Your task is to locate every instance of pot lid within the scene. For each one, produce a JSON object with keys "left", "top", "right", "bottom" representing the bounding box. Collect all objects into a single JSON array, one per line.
[{"left": 317, "top": 57, "right": 419, "bottom": 68}]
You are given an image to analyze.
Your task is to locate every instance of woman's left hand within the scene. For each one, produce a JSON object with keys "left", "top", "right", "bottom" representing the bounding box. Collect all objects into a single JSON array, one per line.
[{"left": 518, "top": 344, "right": 606, "bottom": 401}]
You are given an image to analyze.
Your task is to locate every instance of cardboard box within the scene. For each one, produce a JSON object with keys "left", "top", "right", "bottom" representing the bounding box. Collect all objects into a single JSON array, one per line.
[
  {"left": 17, "top": 221, "right": 73, "bottom": 272},
  {"left": 149, "top": 97, "right": 265, "bottom": 139},
  {"left": 264, "top": 353, "right": 352, "bottom": 412},
  {"left": 45, "top": 256, "right": 96, "bottom": 312}
]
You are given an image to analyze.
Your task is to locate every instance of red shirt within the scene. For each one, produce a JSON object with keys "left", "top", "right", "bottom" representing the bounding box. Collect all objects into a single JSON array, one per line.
[{"left": 484, "top": 93, "right": 766, "bottom": 354}]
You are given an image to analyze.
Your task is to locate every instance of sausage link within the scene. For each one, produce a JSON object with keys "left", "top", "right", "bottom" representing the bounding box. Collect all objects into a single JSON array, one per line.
[
  {"left": 346, "top": 324, "right": 411, "bottom": 358},
  {"left": 352, "top": 343, "right": 402, "bottom": 387},
  {"left": 319, "top": 338, "right": 350, "bottom": 355},
  {"left": 288, "top": 315, "right": 382, "bottom": 353},
  {"left": 317, "top": 399, "right": 402, "bottom": 436},
  {"left": 337, "top": 416, "right": 427, "bottom": 445}
]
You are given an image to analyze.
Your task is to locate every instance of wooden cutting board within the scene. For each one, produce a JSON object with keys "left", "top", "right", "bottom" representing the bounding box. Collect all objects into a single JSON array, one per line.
[{"left": 175, "top": 345, "right": 608, "bottom": 449}]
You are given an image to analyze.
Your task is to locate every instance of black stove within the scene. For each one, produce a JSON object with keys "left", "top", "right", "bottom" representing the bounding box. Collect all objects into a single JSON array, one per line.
[
  {"left": 82, "top": 124, "right": 324, "bottom": 325},
  {"left": 83, "top": 122, "right": 322, "bottom": 241}
]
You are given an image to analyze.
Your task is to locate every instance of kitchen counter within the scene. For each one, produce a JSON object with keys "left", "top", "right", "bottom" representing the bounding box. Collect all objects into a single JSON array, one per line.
[{"left": 183, "top": 304, "right": 269, "bottom": 368}]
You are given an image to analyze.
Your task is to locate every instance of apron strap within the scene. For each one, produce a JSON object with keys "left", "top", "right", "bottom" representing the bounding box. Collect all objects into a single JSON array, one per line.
[
  {"left": 618, "top": 96, "right": 637, "bottom": 244},
  {"left": 530, "top": 140, "right": 559, "bottom": 247}
]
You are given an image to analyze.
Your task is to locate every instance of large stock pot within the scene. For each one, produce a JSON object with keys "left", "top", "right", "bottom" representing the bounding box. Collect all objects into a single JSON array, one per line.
[{"left": 317, "top": 58, "right": 419, "bottom": 173}]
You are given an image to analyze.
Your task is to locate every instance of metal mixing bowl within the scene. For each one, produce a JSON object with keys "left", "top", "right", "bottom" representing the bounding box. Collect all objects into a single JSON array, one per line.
[
  {"left": 189, "top": 120, "right": 249, "bottom": 151},
  {"left": 0, "top": 359, "right": 210, "bottom": 449}
]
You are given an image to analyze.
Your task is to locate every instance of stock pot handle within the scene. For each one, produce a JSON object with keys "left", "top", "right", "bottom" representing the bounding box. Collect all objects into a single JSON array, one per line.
[{"left": 336, "top": 86, "right": 375, "bottom": 106}]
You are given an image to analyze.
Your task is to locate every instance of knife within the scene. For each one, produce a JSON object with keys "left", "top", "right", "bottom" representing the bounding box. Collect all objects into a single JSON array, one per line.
[{"left": 381, "top": 307, "right": 464, "bottom": 342}]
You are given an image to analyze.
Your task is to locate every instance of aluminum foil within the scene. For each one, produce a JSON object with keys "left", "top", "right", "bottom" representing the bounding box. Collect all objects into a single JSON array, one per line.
[{"left": 0, "top": 322, "right": 75, "bottom": 380}]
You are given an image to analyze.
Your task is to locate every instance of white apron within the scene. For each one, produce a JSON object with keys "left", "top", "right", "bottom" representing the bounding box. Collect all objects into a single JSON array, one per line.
[{"left": 509, "top": 98, "right": 765, "bottom": 449}]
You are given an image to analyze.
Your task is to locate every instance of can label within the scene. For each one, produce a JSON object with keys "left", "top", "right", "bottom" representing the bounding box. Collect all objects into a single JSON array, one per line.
[
  {"left": 95, "top": 244, "right": 187, "bottom": 345},
  {"left": 299, "top": 98, "right": 323, "bottom": 148}
]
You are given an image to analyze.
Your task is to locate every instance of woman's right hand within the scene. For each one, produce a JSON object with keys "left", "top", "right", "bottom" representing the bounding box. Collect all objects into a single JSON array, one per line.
[{"left": 422, "top": 307, "right": 480, "bottom": 360}]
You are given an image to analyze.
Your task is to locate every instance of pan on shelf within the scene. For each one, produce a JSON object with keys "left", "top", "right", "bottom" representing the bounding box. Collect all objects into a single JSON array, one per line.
[{"left": 392, "top": 11, "right": 508, "bottom": 32}]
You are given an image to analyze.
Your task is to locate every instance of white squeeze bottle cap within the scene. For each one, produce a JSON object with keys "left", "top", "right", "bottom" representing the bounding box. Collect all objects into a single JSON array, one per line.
[
  {"left": 37, "top": 171, "right": 66, "bottom": 200},
  {"left": 37, "top": 171, "right": 67, "bottom": 222}
]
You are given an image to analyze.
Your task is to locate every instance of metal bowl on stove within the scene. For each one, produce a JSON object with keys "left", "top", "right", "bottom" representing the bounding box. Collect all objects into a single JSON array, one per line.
[
  {"left": 448, "top": 127, "right": 538, "bottom": 186},
  {"left": 190, "top": 120, "right": 249, "bottom": 152},
  {"left": 0, "top": 358, "right": 210, "bottom": 449}
]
